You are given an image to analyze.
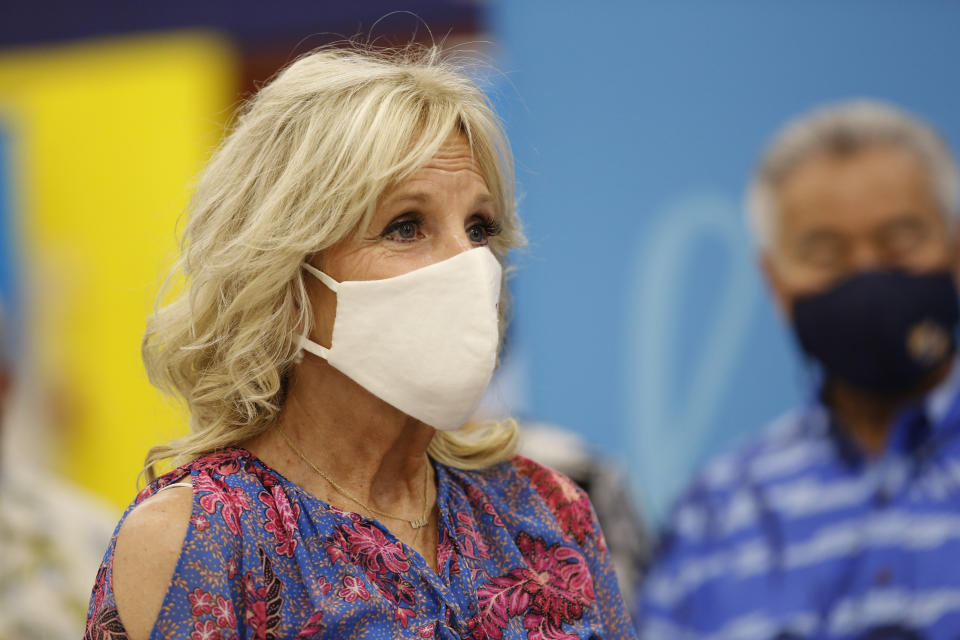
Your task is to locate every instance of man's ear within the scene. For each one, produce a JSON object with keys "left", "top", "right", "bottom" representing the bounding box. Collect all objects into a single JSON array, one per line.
[{"left": 761, "top": 252, "right": 792, "bottom": 321}]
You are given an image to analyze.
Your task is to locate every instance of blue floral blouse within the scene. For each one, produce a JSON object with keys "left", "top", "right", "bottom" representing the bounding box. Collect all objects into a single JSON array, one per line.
[{"left": 84, "top": 447, "right": 636, "bottom": 639}]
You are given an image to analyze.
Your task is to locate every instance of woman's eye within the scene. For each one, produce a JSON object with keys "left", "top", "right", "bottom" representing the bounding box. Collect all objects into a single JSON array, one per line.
[
  {"left": 381, "top": 218, "right": 421, "bottom": 242},
  {"left": 467, "top": 218, "right": 502, "bottom": 245},
  {"left": 467, "top": 224, "right": 487, "bottom": 244},
  {"left": 394, "top": 221, "right": 418, "bottom": 239}
]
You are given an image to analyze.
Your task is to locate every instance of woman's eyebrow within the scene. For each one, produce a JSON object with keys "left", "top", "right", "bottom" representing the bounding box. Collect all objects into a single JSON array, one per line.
[
  {"left": 382, "top": 192, "right": 431, "bottom": 207},
  {"left": 381, "top": 191, "right": 495, "bottom": 211},
  {"left": 473, "top": 193, "right": 494, "bottom": 207}
]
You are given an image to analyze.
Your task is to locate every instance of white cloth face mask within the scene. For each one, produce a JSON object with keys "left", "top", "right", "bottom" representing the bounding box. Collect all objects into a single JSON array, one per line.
[{"left": 299, "top": 247, "right": 502, "bottom": 431}]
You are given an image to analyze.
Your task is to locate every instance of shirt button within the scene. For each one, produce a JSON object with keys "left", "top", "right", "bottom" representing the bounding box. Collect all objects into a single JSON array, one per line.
[{"left": 875, "top": 568, "right": 892, "bottom": 586}]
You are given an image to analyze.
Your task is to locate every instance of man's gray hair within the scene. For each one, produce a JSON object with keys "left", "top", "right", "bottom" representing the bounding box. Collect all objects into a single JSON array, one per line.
[{"left": 746, "top": 100, "right": 959, "bottom": 248}]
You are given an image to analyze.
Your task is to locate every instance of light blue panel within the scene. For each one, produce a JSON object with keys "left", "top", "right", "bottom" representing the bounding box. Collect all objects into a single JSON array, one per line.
[{"left": 489, "top": 1, "right": 960, "bottom": 523}]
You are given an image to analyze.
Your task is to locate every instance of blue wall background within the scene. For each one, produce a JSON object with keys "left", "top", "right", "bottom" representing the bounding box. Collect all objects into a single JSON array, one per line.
[{"left": 489, "top": 1, "right": 960, "bottom": 524}]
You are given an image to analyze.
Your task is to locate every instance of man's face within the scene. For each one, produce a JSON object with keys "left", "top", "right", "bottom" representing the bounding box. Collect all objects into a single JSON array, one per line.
[{"left": 764, "top": 143, "right": 959, "bottom": 315}]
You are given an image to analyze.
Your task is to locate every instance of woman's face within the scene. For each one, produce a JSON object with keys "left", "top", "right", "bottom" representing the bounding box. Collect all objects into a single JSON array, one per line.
[{"left": 306, "top": 135, "right": 501, "bottom": 347}]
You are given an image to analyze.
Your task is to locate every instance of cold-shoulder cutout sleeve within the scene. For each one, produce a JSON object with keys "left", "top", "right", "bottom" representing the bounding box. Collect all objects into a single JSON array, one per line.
[
  {"left": 113, "top": 484, "right": 193, "bottom": 640},
  {"left": 86, "top": 460, "right": 247, "bottom": 640}
]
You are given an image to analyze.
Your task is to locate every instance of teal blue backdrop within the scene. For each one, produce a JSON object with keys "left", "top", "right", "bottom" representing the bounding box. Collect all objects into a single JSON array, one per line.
[{"left": 488, "top": 1, "right": 960, "bottom": 524}]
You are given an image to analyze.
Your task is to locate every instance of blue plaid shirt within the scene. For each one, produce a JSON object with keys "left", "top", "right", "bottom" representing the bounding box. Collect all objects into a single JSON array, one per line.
[{"left": 637, "top": 363, "right": 960, "bottom": 639}]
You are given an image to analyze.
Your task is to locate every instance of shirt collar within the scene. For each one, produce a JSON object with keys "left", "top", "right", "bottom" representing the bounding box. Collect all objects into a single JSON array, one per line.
[{"left": 811, "top": 358, "right": 960, "bottom": 464}]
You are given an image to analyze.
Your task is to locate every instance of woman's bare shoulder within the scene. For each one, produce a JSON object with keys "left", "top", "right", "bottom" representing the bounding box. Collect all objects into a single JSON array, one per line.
[{"left": 113, "top": 482, "right": 194, "bottom": 640}]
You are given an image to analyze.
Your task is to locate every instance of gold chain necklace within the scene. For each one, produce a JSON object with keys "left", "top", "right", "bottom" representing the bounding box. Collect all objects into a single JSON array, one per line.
[{"left": 278, "top": 427, "right": 431, "bottom": 529}]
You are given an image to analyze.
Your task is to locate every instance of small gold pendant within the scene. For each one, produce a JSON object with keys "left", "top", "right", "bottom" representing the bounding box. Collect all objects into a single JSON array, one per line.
[{"left": 409, "top": 517, "right": 428, "bottom": 529}]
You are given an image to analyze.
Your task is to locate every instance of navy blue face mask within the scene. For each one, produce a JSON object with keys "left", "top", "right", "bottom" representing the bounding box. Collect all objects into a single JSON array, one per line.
[{"left": 792, "top": 269, "right": 960, "bottom": 394}]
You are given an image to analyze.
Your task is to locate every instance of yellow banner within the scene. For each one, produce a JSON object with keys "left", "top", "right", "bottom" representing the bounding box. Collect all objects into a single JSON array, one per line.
[{"left": 0, "top": 32, "right": 236, "bottom": 508}]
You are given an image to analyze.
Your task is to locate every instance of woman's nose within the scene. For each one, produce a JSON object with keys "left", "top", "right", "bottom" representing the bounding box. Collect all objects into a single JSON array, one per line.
[{"left": 437, "top": 227, "right": 474, "bottom": 261}]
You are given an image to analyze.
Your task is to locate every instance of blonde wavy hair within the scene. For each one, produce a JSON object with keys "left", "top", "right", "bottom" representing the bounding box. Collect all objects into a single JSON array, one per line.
[{"left": 142, "top": 45, "right": 525, "bottom": 481}]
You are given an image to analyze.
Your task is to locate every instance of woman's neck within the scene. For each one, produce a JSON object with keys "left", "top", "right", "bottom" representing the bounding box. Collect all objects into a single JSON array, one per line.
[{"left": 245, "top": 356, "right": 436, "bottom": 516}]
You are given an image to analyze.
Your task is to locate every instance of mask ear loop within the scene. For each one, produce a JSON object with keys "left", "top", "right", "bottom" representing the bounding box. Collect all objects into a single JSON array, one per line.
[
  {"left": 298, "top": 263, "right": 341, "bottom": 360},
  {"left": 302, "top": 263, "right": 340, "bottom": 290}
]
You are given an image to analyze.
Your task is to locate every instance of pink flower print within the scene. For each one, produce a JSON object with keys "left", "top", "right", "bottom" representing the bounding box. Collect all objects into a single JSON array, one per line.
[
  {"left": 192, "top": 513, "right": 210, "bottom": 532},
  {"left": 245, "top": 597, "right": 268, "bottom": 640},
  {"left": 475, "top": 533, "right": 595, "bottom": 640},
  {"left": 83, "top": 566, "right": 125, "bottom": 640},
  {"left": 212, "top": 595, "right": 236, "bottom": 628},
  {"left": 195, "top": 473, "right": 250, "bottom": 536},
  {"left": 135, "top": 485, "right": 156, "bottom": 502},
  {"left": 294, "top": 611, "right": 325, "bottom": 639},
  {"left": 453, "top": 512, "right": 490, "bottom": 560},
  {"left": 436, "top": 528, "right": 463, "bottom": 575},
  {"left": 464, "top": 615, "right": 489, "bottom": 640},
  {"left": 416, "top": 622, "right": 435, "bottom": 638},
  {"left": 523, "top": 612, "right": 581, "bottom": 640},
  {"left": 246, "top": 462, "right": 281, "bottom": 490},
  {"left": 394, "top": 606, "right": 417, "bottom": 628},
  {"left": 394, "top": 577, "right": 417, "bottom": 607},
  {"left": 341, "top": 521, "right": 410, "bottom": 574},
  {"left": 227, "top": 557, "right": 238, "bottom": 580},
  {"left": 325, "top": 529, "right": 349, "bottom": 564},
  {"left": 137, "top": 470, "right": 188, "bottom": 502},
  {"left": 466, "top": 483, "right": 506, "bottom": 527},
  {"left": 326, "top": 543, "right": 348, "bottom": 564},
  {"left": 259, "top": 484, "right": 301, "bottom": 557},
  {"left": 362, "top": 572, "right": 412, "bottom": 610},
  {"left": 191, "top": 448, "right": 245, "bottom": 477},
  {"left": 191, "top": 620, "right": 221, "bottom": 640},
  {"left": 88, "top": 565, "right": 108, "bottom": 614},
  {"left": 337, "top": 575, "right": 370, "bottom": 603},
  {"left": 328, "top": 505, "right": 362, "bottom": 522},
  {"left": 316, "top": 576, "right": 332, "bottom": 596},
  {"left": 520, "top": 535, "right": 595, "bottom": 639},
  {"left": 515, "top": 457, "right": 596, "bottom": 547},
  {"left": 484, "top": 501, "right": 505, "bottom": 527},
  {"left": 475, "top": 575, "right": 530, "bottom": 640},
  {"left": 436, "top": 527, "right": 456, "bottom": 570},
  {"left": 190, "top": 588, "right": 214, "bottom": 616},
  {"left": 243, "top": 549, "right": 284, "bottom": 640}
]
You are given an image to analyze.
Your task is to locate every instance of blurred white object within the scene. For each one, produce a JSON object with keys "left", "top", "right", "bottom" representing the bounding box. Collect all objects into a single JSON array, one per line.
[{"left": 0, "top": 455, "right": 116, "bottom": 640}]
